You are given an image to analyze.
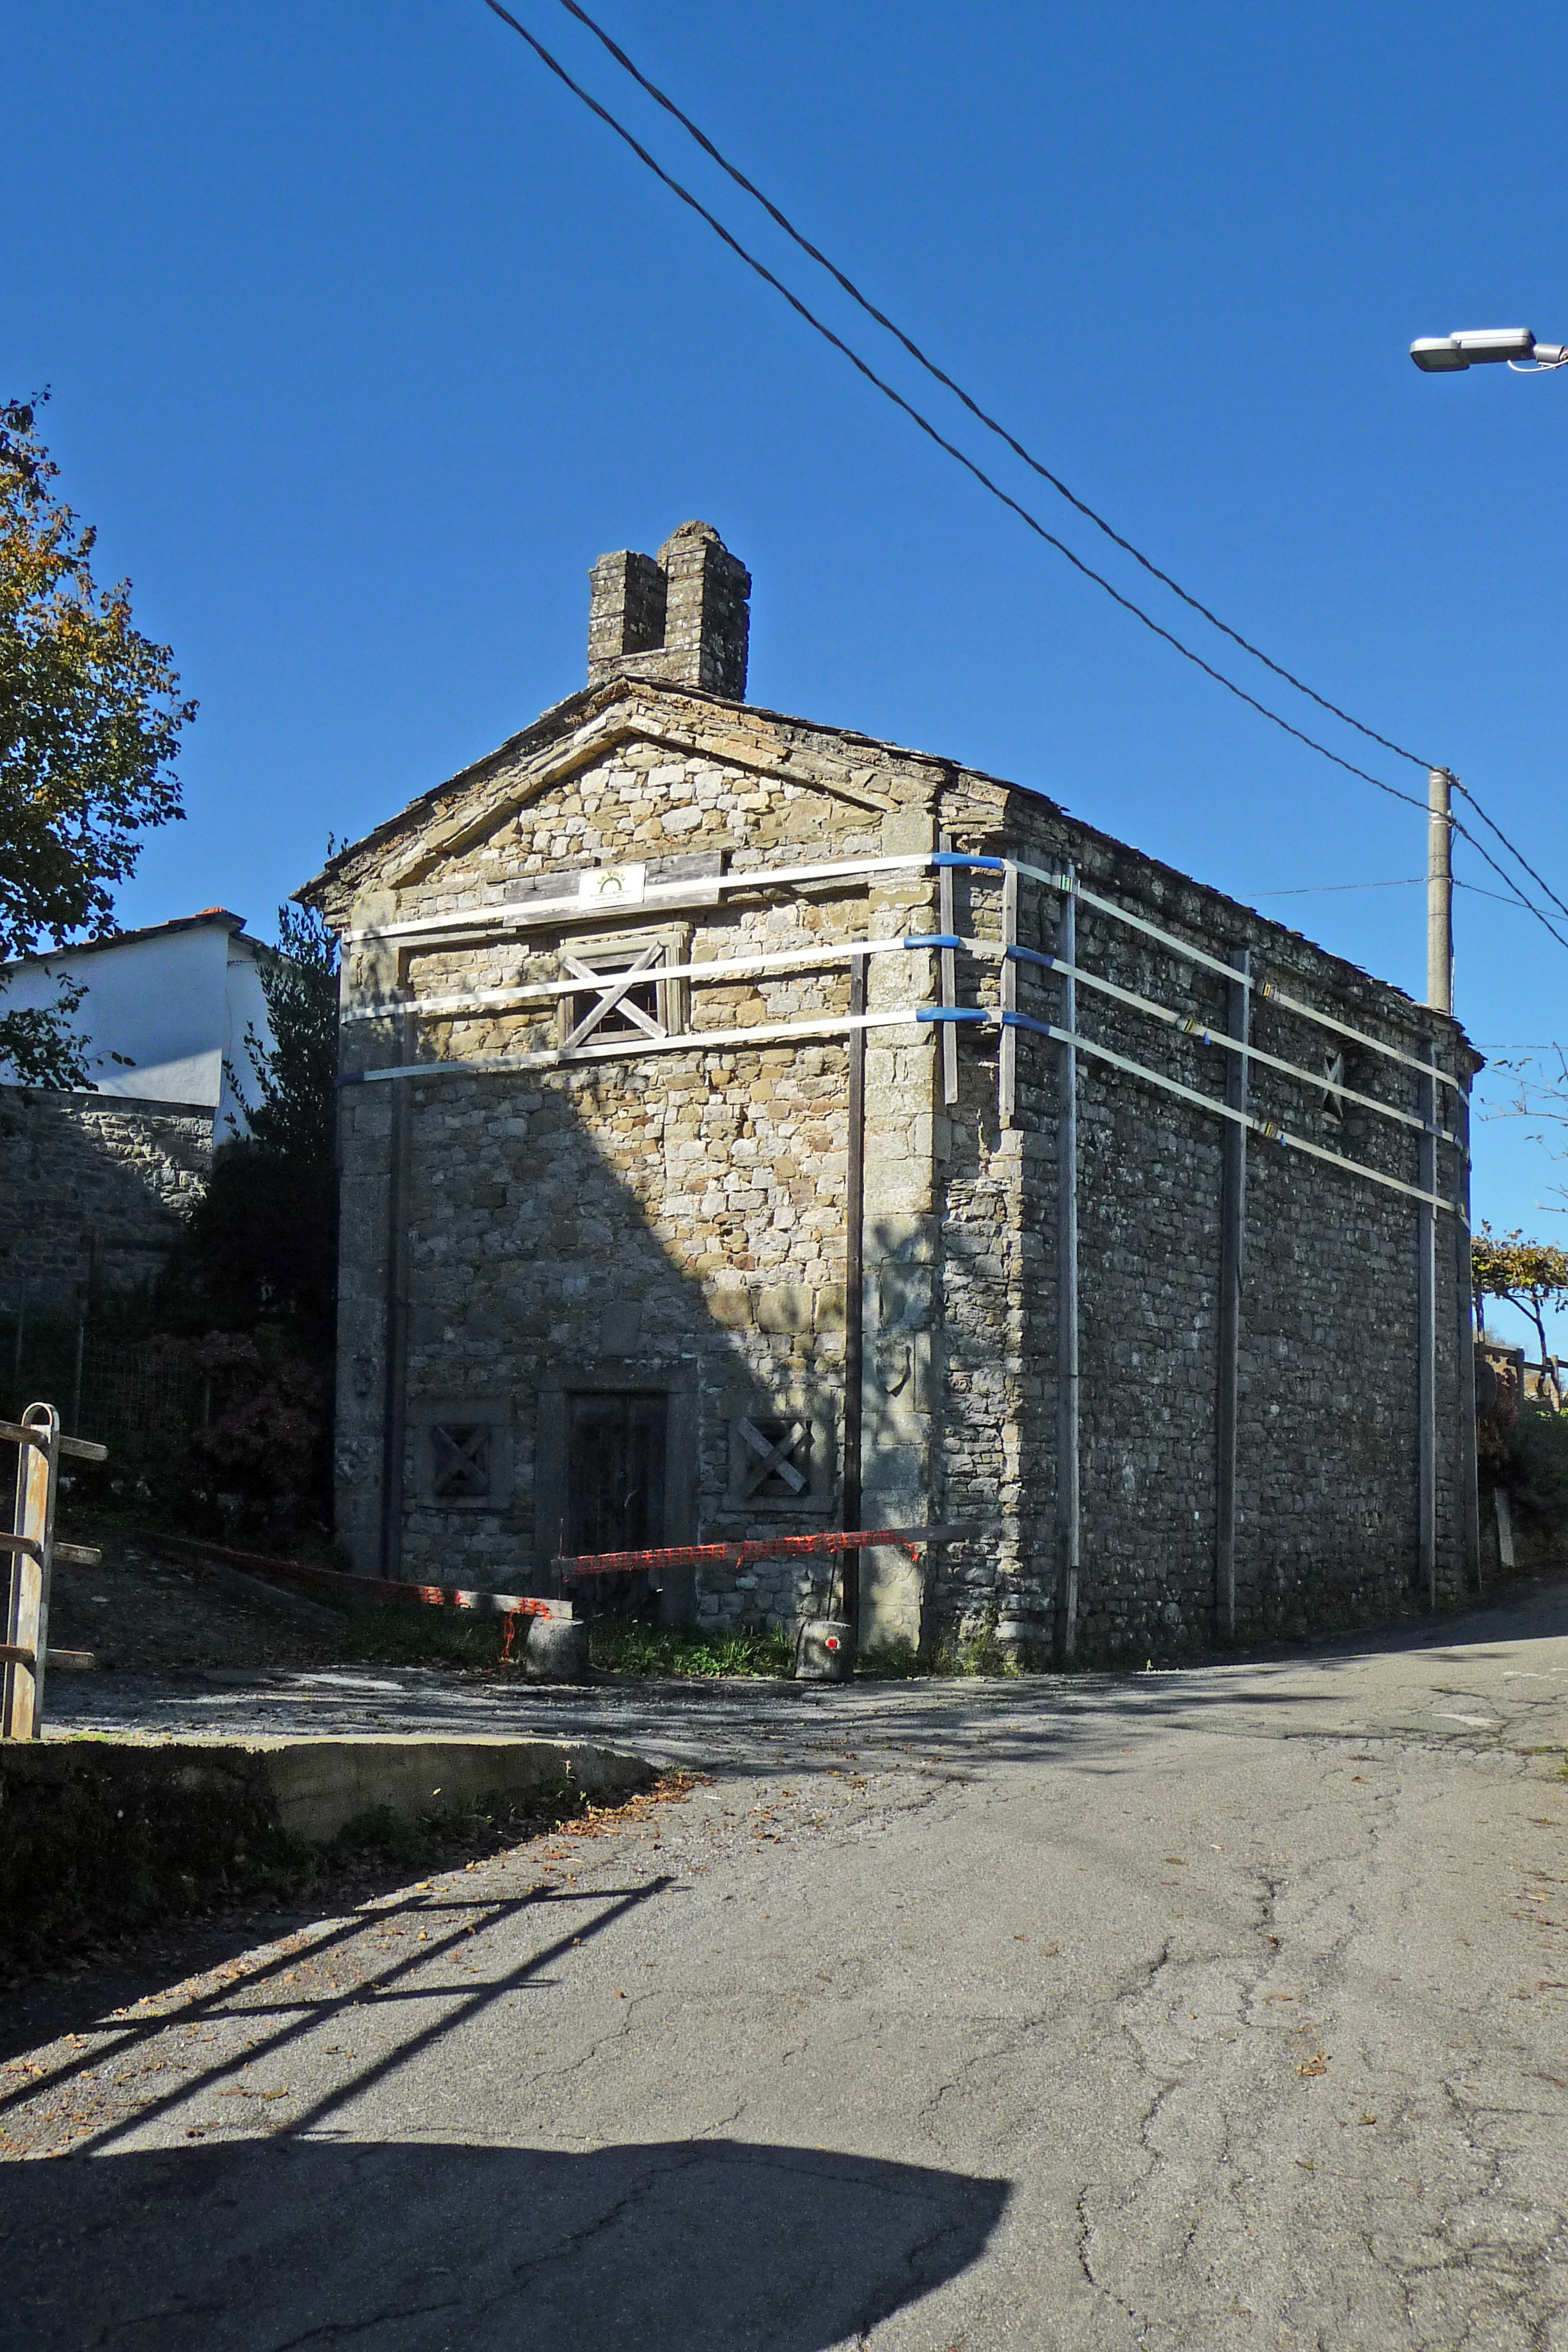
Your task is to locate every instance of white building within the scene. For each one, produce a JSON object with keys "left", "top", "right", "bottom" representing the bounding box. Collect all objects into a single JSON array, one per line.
[
  {"left": 0, "top": 910, "right": 283, "bottom": 1315},
  {"left": 0, "top": 908, "right": 276, "bottom": 1132}
]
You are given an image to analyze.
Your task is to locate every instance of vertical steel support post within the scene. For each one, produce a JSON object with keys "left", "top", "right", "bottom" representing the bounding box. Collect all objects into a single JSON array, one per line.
[
  {"left": 841, "top": 954, "right": 867, "bottom": 1645},
  {"left": 1454, "top": 1080, "right": 1481, "bottom": 1592},
  {"left": 999, "top": 861, "right": 1018, "bottom": 1125},
  {"left": 1417, "top": 1042, "right": 1438, "bottom": 1608},
  {"left": 379, "top": 992, "right": 412, "bottom": 1581},
  {"left": 1054, "top": 871, "right": 1081, "bottom": 1662},
  {"left": 3, "top": 1404, "right": 60, "bottom": 1741},
  {"left": 937, "top": 832, "right": 959, "bottom": 1109},
  {"left": 1216, "top": 950, "right": 1250, "bottom": 1641}
]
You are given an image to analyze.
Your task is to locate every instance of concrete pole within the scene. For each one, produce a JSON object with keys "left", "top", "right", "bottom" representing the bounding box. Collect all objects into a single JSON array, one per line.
[{"left": 1428, "top": 767, "right": 1454, "bottom": 1014}]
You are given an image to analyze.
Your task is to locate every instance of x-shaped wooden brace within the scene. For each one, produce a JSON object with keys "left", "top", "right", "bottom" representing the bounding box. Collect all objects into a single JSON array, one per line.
[
  {"left": 562, "top": 943, "right": 666, "bottom": 1051},
  {"left": 736, "top": 1415, "right": 810, "bottom": 1498},
  {"left": 434, "top": 1422, "right": 489, "bottom": 1496}
]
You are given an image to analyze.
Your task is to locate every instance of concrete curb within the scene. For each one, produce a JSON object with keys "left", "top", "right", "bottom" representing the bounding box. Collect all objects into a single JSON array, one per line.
[
  {"left": 236, "top": 1734, "right": 654, "bottom": 1842},
  {"left": 0, "top": 1735, "right": 657, "bottom": 1964}
]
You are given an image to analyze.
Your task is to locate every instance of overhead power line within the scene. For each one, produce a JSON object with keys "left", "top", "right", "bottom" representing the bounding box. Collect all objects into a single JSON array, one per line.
[
  {"left": 1449, "top": 780, "right": 1568, "bottom": 929},
  {"left": 1253, "top": 876, "right": 1531, "bottom": 910},
  {"left": 477, "top": 0, "right": 1568, "bottom": 961},
  {"left": 544, "top": 1, "right": 1568, "bottom": 951},
  {"left": 550, "top": 0, "right": 1437, "bottom": 779}
]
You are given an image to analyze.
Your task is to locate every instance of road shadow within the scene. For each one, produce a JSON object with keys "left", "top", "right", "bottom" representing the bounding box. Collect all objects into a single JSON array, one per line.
[{"left": 2, "top": 2133, "right": 1008, "bottom": 2350}]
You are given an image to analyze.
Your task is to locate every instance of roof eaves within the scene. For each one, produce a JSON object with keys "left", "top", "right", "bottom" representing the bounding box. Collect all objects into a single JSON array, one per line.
[{"left": 0, "top": 907, "right": 250, "bottom": 975}]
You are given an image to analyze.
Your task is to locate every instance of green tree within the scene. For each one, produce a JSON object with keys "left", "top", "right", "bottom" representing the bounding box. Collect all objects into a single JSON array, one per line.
[
  {"left": 0, "top": 395, "right": 192, "bottom": 1082},
  {"left": 1472, "top": 1224, "right": 1568, "bottom": 1407},
  {"left": 181, "top": 901, "right": 340, "bottom": 1349}
]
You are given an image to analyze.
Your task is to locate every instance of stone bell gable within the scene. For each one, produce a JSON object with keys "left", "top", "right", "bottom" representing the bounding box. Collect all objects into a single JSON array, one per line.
[{"left": 305, "top": 523, "right": 1482, "bottom": 1663}]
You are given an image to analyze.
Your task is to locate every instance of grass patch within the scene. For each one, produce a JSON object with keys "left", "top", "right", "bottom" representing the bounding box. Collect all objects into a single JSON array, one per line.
[
  {"left": 589, "top": 1622, "right": 796, "bottom": 1678},
  {"left": 336, "top": 1609, "right": 799, "bottom": 1678},
  {"left": 340, "top": 1605, "right": 513, "bottom": 1668},
  {"left": 927, "top": 1626, "right": 1026, "bottom": 1677},
  {"left": 856, "top": 1628, "right": 1028, "bottom": 1679}
]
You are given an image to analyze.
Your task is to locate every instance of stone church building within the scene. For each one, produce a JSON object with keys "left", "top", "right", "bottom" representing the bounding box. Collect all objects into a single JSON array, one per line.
[{"left": 305, "top": 521, "right": 1480, "bottom": 1659}]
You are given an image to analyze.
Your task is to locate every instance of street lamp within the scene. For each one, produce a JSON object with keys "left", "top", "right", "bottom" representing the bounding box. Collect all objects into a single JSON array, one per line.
[
  {"left": 1411, "top": 327, "right": 1567, "bottom": 371},
  {"left": 1409, "top": 325, "right": 1565, "bottom": 1009}
]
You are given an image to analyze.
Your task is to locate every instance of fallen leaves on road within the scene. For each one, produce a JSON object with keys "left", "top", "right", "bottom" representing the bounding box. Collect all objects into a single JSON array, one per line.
[{"left": 1297, "top": 2051, "right": 1330, "bottom": 2078}]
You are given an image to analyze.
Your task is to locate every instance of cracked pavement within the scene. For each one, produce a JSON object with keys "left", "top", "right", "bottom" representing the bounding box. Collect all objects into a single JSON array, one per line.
[{"left": 5, "top": 1579, "right": 1568, "bottom": 2348}]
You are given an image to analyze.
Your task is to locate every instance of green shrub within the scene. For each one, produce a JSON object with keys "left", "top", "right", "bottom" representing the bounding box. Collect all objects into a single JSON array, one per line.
[{"left": 1507, "top": 1404, "right": 1568, "bottom": 1530}]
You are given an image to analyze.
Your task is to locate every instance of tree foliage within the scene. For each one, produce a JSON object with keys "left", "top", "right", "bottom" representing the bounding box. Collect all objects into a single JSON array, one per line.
[
  {"left": 179, "top": 902, "right": 340, "bottom": 1349},
  {"left": 1472, "top": 1222, "right": 1568, "bottom": 1405},
  {"left": 1, "top": 394, "right": 193, "bottom": 1082},
  {"left": 232, "top": 900, "right": 340, "bottom": 1169}
]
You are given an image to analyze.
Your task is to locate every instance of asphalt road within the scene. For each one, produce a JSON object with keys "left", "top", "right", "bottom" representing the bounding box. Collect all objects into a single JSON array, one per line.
[{"left": 8, "top": 1584, "right": 1568, "bottom": 2349}]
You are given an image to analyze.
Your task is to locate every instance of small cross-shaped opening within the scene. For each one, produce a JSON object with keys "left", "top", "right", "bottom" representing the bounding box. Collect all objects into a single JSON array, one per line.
[
  {"left": 432, "top": 1422, "right": 491, "bottom": 1501},
  {"left": 735, "top": 1414, "right": 812, "bottom": 1500}
]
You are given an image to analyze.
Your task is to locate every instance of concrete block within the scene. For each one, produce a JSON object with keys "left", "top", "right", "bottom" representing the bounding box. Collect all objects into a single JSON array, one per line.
[
  {"left": 795, "top": 1619, "right": 853, "bottom": 1681},
  {"left": 525, "top": 1619, "right": 592, "bottom": 1683},
  {"left": 254, "top": 1732, "right": 636, "bottom": 1838}
]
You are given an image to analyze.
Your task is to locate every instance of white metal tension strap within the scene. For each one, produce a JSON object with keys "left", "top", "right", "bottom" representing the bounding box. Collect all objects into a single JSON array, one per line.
[
  {"left": 351, "top": 922, "right": 1459, "bottom": 1157},
  {"left": 350, "top": 851, "right": 1467, "bottom": 1124},
  {"left": 344, "top": 932, "right": 916, "bottom": 1025},
  {"left": 1007, "top": 857, "right": 1463, "bottom": 1095},
  {"left": 952, "top": 938, "right": 1459, "bottom": 1148},
  {"left": 346, "top": 850, "right": 940, "bottom": 947},
  {"left": 351, "top": 846, "right": 1461, "bottom": 1099},
  {"left": 996, "top": 1009, "right": 1459, "bottom": 1216},
  {"left": 344, "top": 1004, "right": 930, "bottom": 1085}
]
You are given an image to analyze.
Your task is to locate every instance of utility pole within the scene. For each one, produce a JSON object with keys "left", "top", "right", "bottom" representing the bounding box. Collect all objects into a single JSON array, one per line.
[{"left": 1428, "top": 767, "right": 1453, "bottom": 1015}]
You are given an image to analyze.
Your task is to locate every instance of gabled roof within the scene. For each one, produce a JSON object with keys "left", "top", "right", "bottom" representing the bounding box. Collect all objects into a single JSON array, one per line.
[
  {"left": 291, "top": 669, "right": 1475, "bottom": 1054},
  {"left": 1, "top": 907, "right": 259, "bottom": 975},
  {"left": 294, "top": 673, "right": 974, "bottom": 905}
]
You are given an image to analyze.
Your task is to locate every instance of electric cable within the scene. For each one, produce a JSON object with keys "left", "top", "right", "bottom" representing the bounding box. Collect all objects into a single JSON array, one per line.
[
  {"left": 1449, "top": 780, "right": 1568, "bottom": 928},
  {"left": 477, "top": 0, "right": 1568, "bottom": 960},
  {"left": 1252, "top": 876, "right": 1532, "bottom": 911},
  {"left": 1250, "top": 878, "right": 1427, "bottom": 897},
  {"left": 548, "top": 0, "right": 1568, "bottom": 947},
  {"left": 548, "top": 0, "right": 1435, "bottom": 776}
]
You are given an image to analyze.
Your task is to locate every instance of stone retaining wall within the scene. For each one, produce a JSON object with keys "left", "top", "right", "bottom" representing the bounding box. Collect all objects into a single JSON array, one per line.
[{"left": 0, "top": 1086, "right": 213, "bottom": 1314}]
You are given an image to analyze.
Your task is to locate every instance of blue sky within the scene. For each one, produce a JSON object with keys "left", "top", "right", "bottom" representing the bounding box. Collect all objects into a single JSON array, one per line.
[{"left": 10, "top": 1, "right": 1568, "bottom": 1338}]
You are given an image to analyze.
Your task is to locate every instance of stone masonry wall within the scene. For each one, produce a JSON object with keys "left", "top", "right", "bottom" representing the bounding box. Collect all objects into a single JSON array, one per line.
[
  {"left": 0, "top": 1086, "right": 213, "bottom": 1315},
  {"left": 317, "top": 671, "right": 1476, "bottom": 1661},
  {"left": 326, "top": 688, "right": 944, "bottom": 1634},
  {"left": 921, "top": 775, "right": 1473, "bottom": 1658}
]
